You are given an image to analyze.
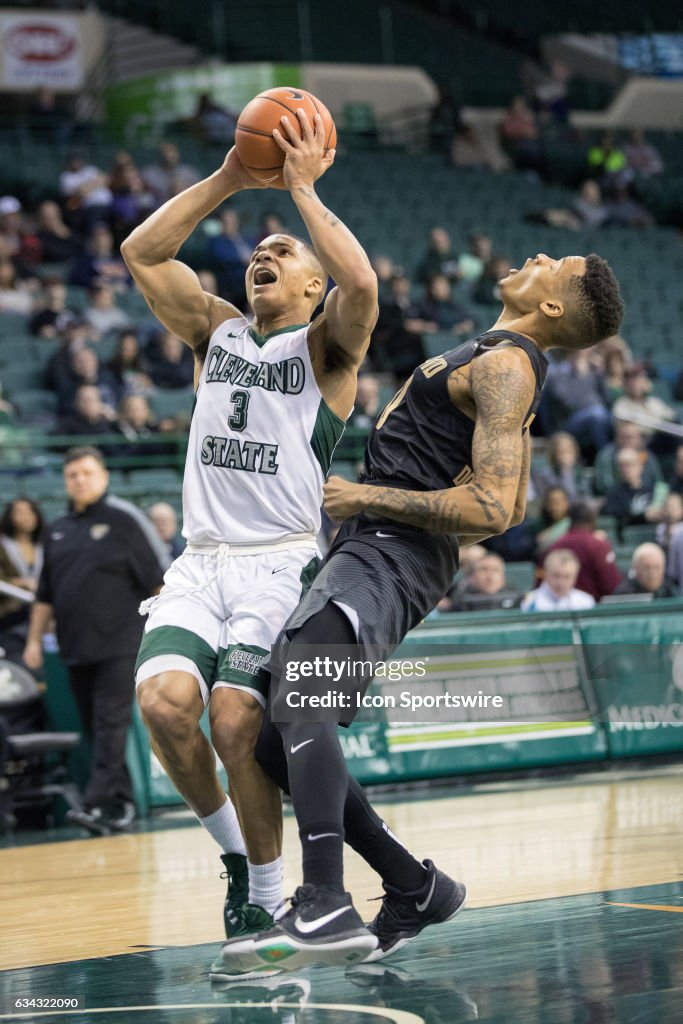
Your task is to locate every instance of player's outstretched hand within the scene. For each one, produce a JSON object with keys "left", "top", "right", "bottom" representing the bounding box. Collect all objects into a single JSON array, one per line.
[
  {"left": 323, "top": 476, "right": 364, "bottom": 521},
  {"left": 273, "top": 109, "right": 335, "bottom": 191},
  {"left": 220, "top": 147, "right": 275, "bottom": 191}
]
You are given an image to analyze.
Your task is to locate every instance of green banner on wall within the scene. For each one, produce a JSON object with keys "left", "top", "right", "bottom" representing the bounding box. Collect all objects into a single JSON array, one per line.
[{"left": 105, "top": 63, "right": 301, "bottom": 140}]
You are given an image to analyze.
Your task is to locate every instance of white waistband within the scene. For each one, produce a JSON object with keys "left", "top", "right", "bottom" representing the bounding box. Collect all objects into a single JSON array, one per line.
[{"left": 185, "top": 532, "right": 318, "bottom": 556}]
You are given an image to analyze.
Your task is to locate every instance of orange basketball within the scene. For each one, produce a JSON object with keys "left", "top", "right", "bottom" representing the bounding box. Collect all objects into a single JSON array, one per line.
[{"left": 235, "top": 87, "right": 336, "bottom": 188}]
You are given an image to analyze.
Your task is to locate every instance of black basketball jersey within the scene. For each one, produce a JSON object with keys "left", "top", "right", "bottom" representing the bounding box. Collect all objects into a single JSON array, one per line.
[{"left": 361, "top": 330, "right": 548, "bottom": 491}]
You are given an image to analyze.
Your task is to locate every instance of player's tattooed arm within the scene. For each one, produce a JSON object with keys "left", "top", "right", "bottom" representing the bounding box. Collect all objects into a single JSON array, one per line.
[
  {"left": 323, "top": 348, "right": 536, "bottom": 534},
  {"left": 510, "top": 429, "right": 532, "bottom": 527}
]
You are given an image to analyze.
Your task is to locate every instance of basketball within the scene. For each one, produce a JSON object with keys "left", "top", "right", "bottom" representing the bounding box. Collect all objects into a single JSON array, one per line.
[{"left": 235, "top": 87, "right": 337, "bottom": 187}]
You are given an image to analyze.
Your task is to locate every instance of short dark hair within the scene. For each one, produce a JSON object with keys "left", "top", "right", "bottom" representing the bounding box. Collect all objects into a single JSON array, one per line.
[
  {"left": 0, "top": 497, "right": 45, "bottom": 542},
  {"left": 569, "top": 500, "right": 597, "bottom": 528},
  {"left": 63, "top": 446, "right": 107, "bottom": 468},
  {"left": 558, "top": 254, "right": 624, "bottom": 350}
]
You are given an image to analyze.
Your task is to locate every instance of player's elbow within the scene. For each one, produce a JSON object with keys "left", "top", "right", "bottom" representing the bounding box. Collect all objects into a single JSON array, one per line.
[{"left": 347, "top": 268, "right": 378, "bottom": 300}]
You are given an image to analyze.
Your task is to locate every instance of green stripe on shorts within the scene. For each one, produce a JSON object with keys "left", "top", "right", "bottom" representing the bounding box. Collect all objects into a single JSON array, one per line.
[
  {"left": 136, "top": 625, "right": 218, "bottom": 686},
  {"left": 299, "top": 553, "right": 322, "bottom": 598},
  {"left": 216, "top": 643, "right": 270, "bottom": 699}
]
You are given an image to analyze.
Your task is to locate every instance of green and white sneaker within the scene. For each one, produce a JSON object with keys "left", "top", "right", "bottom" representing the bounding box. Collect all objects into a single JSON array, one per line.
[
  {"left": 210, "top": 903, "right": 277, "bottom": 982},
  {"left": 220, "top": 853, "right": 249, "bottom": 939},
  {"left": 216, "top": 885, "right": 377, "bottom": 978}
]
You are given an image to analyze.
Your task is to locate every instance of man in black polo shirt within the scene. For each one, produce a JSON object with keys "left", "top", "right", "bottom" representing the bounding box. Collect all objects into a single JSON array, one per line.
[{"left": 24, "top": 446, "right": 169, "bottom": 833}]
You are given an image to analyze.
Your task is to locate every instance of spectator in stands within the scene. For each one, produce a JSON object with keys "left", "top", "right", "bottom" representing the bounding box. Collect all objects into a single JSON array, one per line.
[
  {"left": 655, "top": 492, "right": 683, "bottom": 553},
  {"left": 146, "top": 331, "right": 194, "bottom": 390},
  {"left": 0, "top": 498, "right": 44, "bottom": 660},
  {"left": 666, "top": 522, "right": 683, "bottom": 595},
  {"left": 521, "top": 549, "right": 595, "bottom": 612},
  {"left": 257, "top": 211, "right": 288, "bottom": 244},
  {"left": 148, "top": 501, "right": 185, "bottom": 559},
  {"left": 623, "top": 130, "right": 663, "bottom": 178},
  {"left": 499, "top": 97, "right": 544, "bottom": 175},
  {"left": 371, "top": 255, "right": 399, "bottom": 297},
  {"left": 110, "top": 164, "right": 156, "bottom": 243},
  {"left": 593, "top": 420, "right": 663, "bottom": 497},
  {"left": 587, "top": 132, "right": 631, "bottom": 192},
  {"left": 0, "top": 195, "right": 40, "bottom": 266},
  {"left": 602, "top": 447, "right": 667, "bottom": 534},
  {"left": 416, "top": 227, "right": 462, "bottom": 285},
  {"left": 542, "top": 350, "right": 611, "bottom": 453},
  {"left": 607, "top": 183, "right": 655, "bottom": 229},
  {"left": 545, "top": 501, "right": 621, "bottom": 601},
  {"left": 115, "top": 394, "right": 172, "bottom": 458},
  {"left": 349, "top": 374, "right": 381, "bottom": 432},
  {"left": 191, "top": 93, "right": 237, "bottom": 147},
  {"left": 83, "top": 284, "right": 131, "bottom": 337},
  {"left": 70, "top": 224, "right": 131, "bottom": 291},
  {"left": 613, "top": 543, "right": 676, "bottom": 599},
  {"left": 0, "top": 257, "right": 34, "bottom": 314},
  {"left": 58, "top": 345, "right": 119, "bottom": 413},
  {"left": 458, "top": 232, "right": 492, "bottom": 284},
  {"left": 208, "top": 208, "right": 254, "bottom": 306},
  {"left": 35, "top": 200, "right": 83, "bottom": 264},
  {"left": 472, "top": 256, "right": 512, "bottom": 306},
  {"left": 142, "top": 141, "right": 199, "bottom": 205},
  {"left": 415, "top": 274, "right": 477, "bottom": 336},
  {"left": 450, "top": 122, "right": 510, "bottom": 174},
  {"left": 527, "top": 180, "right": 609, "bottom": 231},
  {"left": 44, "top": 317, "right": 93, "bottom": 398},
  {"left": 533, "top": 432, "right": 591, "bottom": 501},
  {"left": 59, "top": 384, "right": 117, "bottom": 437},
  {"left": 59, "top": 152, "right": 112, "bottom": 230},
  {"left": 437, "top": 544, "right": 487, "bottom": 612},
  {"left": 371, "top": 274, "right": 426, "bottom": 378},
  {"left": 448, "top": 553, "right": 522, "bottom": 612},
  {"left": 24, "top": 446, "right": 169, "bottom": 833},
  {"left": 30, "top": 279, "right": 77, "bottom": 338},
  {"left": 612, "top": 364, "right": 677, "bottom": 447},
  {"left": 602, "top": 348, "right": 628, "bottom": 405},
  {"left": 533, "top": 59, "right": 572, "bottom": 123},
  {"left": 108, "top": 330, "right": 153, "bottom": 397},
  {"left": 573, "top": 180, "right": 610, "bottom": 229},
  {"left": 530, "top": 485, "right": 571, "bottom": 557},
  {"left": 668, "top": 445, "right": 683, "bottom": 497}
]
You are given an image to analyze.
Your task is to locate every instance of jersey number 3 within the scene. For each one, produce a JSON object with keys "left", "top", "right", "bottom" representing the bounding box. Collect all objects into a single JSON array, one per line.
[{"left": 229, "top": 389, "right": 250, "bottom": 432}]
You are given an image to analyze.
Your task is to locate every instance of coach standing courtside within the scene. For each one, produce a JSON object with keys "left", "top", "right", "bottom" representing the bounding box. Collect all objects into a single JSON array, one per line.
[{"left": 23, "top": 446, "right": 169, "bottom": 833}]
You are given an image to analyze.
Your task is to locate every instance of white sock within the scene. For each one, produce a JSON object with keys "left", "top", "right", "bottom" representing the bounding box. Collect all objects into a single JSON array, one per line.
[
  {"left": 248, "top": 856, "right": 284, "bottom": 915},
  {"left": 198, "top": 798, "right": 247, "bottom": 856}
]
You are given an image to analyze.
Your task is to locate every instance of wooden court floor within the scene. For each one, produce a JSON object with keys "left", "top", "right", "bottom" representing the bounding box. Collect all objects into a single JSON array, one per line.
[{"left": 1, "top": 766, "right": 682, "bottom": 1023}]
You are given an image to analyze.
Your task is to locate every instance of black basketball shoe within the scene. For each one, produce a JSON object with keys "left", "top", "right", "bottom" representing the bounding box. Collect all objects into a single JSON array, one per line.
[
  {"left": 217, "top": 884, "right": 378, "bottom": 976},
  {"left": 220, "top": 853, "right": 250, "bottom": 939},
  {"left": 366, "top": 859, "right": 466, "bottom": 961}
]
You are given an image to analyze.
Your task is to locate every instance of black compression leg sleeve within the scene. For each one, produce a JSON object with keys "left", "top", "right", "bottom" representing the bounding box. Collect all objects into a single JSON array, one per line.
[
  {"left": 273, "top": 602, "right": 355, "bottom": 892},
  {"left": 262, "top": 601, "right": 427, "bottom": 893}
]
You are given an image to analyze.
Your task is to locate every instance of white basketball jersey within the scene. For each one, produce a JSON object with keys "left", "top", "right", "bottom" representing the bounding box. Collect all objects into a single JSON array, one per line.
[{"left": 182, "top": 317, "right": 346, "bottom": 544}]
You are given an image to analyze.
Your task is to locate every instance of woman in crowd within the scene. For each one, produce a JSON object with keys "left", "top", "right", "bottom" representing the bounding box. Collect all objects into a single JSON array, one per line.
[{"left": 0, "top": 498, "right": 45, "bottom": 659}]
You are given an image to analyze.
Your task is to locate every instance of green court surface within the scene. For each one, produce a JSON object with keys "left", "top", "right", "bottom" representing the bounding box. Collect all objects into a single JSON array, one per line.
[{"left": 2, "top": 881, "right": 681, "bottom": 1024}]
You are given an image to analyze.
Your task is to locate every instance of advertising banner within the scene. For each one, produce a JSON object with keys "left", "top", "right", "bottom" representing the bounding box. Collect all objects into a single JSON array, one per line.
[{"left": 0, "top": 12, "right": 83, "bottom": 89}]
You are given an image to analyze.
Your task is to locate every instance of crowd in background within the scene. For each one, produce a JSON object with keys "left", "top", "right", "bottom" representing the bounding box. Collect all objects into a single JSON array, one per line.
[{"left": 0, "top": 119, "right": 682, "bottom": 654}]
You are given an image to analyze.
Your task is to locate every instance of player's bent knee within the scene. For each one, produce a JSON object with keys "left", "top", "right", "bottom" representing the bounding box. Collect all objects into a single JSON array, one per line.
[
  {"left": 209, "top": 689, "right": 263, "bottom": 769},
  {"left": 137, "top": 673, "right": 203, "bottom": 743}
]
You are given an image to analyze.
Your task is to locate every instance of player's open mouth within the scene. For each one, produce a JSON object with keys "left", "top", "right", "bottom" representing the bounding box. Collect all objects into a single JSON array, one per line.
[{"left": 254, "top": 267, "right": 278, "bottom": 285}]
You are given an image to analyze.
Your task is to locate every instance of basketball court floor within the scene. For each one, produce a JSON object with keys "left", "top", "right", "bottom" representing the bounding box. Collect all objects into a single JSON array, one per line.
[{"left": 1, "top": 764, "right": 681, "bottom": 1023}]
